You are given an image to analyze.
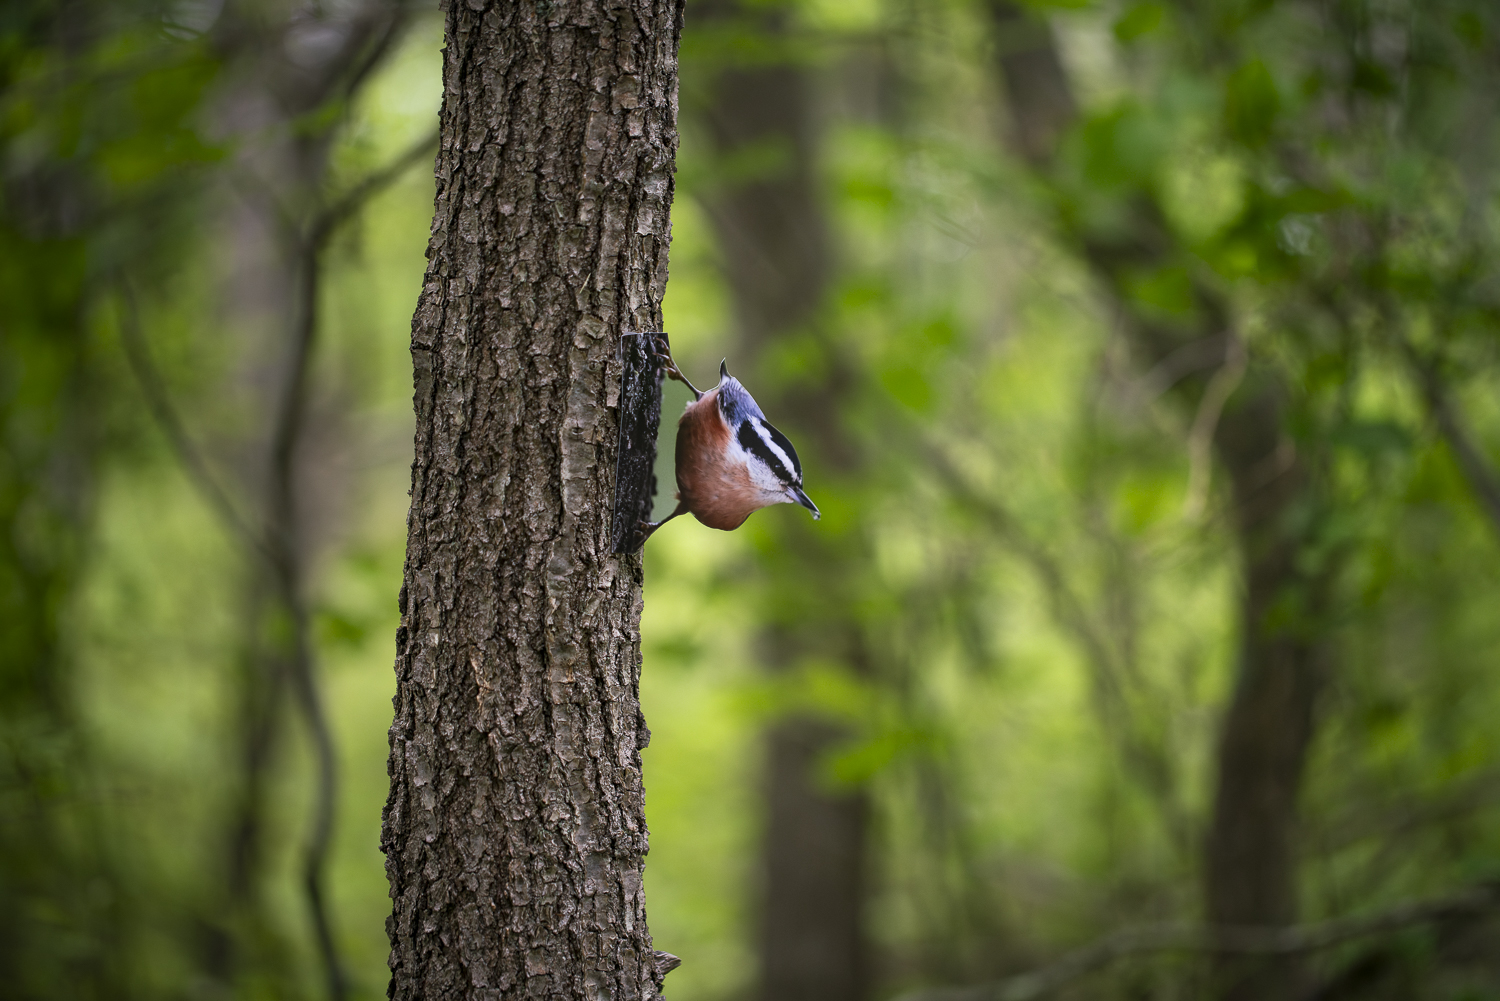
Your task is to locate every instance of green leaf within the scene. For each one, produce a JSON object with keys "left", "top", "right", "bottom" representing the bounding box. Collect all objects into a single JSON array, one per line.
[
  {"left": 1114, "top": 1, "right": 1165, "bottom": 42},
  {"left": 1121, "top": 264, "right": 1195, "bottom": 316},
  {"left": 1078, "top": 104, "right": 1166, "bottom": 188}
]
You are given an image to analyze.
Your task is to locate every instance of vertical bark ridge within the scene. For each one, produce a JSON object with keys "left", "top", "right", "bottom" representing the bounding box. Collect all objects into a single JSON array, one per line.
[{"left": 383, "top": 2, "right": 684, "bottom": 998}]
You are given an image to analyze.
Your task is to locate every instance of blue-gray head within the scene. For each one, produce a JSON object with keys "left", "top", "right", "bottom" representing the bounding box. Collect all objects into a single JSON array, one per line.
[{"left": 715, "top": 360, "right": 820, "bottom": 520}]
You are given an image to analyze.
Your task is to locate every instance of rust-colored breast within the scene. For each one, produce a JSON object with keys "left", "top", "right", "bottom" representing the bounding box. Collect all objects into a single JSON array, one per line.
[{"left": 676, "top": 389, "right": 761, "bottom": 531}]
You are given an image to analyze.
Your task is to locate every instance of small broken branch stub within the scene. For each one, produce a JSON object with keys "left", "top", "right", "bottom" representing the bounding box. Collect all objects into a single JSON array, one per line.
[{"left": 611, "top": 331, "right": 668, "bottom": 553}]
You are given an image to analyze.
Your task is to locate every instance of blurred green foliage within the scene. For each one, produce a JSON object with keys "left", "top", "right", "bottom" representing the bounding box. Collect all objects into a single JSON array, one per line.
[
  {"left": 4, "top": 0, "right": 1500, "bottom": 999},
  {"left": 1, "top": 1, "right": 222, "bottom": 994}
]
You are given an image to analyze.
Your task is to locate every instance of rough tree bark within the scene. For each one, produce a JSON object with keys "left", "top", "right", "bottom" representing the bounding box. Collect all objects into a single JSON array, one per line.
[
  {"left": 692, "top": 4, "right": 867, "bottom": 1000},
  {"left": 987, "top": 5, "right": 1328, "bottom": 999},
  {"left": 382, "top": 2, "right": 684, "bottom": 999}
]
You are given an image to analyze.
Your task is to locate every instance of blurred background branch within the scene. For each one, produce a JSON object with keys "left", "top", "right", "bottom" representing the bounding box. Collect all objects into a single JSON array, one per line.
[
  {"left": 118, "top": 278, "right": 274, "bottom": 561},
  {"left": 900, "top": 882, "right": 1500, "bottom": 1001}
]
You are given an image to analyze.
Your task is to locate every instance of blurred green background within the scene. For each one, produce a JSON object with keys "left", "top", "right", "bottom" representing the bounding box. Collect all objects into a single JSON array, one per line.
[{"left": 4, "top": 0, "right": 1500, "bottom": 999}]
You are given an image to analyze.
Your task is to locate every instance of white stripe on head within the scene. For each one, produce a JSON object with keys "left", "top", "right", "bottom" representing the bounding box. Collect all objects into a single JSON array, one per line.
[{"left": 751, "top": 420, "right": 797, "bottom": 480}]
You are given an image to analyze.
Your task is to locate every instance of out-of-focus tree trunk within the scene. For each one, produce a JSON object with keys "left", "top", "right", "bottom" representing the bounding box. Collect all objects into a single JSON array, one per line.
[
  {"left": 381, "top": 1, "right": 683, "bottom": 998},
  {"left": 759, "top": 688, "right": 869, "bottom": 1001},
  {"left": 987, "top": 5, "right": 1327, "bottom": 998},
  {"left": 199, "top": 4, "right": 413, "bottom": 995},
  {"left": 691, "top": 4, "right": 868, "bottom": 1000}
]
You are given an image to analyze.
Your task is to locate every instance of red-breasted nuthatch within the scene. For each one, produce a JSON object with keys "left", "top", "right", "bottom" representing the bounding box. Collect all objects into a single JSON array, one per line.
[{"left": 642, "top": 344, "right": 820, "bottom": 539}]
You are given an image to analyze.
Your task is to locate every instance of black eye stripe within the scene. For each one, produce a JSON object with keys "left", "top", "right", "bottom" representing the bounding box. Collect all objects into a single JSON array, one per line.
[
  {"left": 737, "top": 419, "right": 801, "bottom": 485},
  {"left": 737, "top": 422, "right": 789, "bottom": 481},
  {"left": 760, "top": 421, "right": 802, "bottom": 480}
]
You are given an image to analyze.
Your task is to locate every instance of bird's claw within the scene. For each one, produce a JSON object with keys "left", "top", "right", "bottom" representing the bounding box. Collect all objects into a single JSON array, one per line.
[
  {"left": 654, "top": 354, "right": 685, "bottom": 382},
  {"left": 649, "top": 341, "right": 702, "bottom": 399}
]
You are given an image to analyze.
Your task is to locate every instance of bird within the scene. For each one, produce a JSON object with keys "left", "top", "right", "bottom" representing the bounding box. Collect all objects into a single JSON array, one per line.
[{"left": 641, "top": 341, "right": 819, "bottom": 541}]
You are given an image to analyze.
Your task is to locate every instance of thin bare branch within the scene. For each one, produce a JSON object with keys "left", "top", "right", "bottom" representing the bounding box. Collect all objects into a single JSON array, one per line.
[
  {"left": 117, "top": 280, "right": 274, "bottom": 564},
  {"left": 272, "top": 230, "right": 346, "bottom": 1001},
  {"left": 119, "top": 269, "right": 341, "bottom": 994},
  {"left": 122, "top": 77, "right": 443, "bottom": 1001},
  {"left": 252, "top": 123, "right": 441, "bottom": 1001},
  {"left": 228, "top": 121, "right": 443, "bottom": 1001},
  {"left": 1401, "top": 341, "right": 1500, "bottom": 535},
  {"left": 898, "top": 883, "right": 1500, "bottom": 1001},
  {"left": 1183, "top": 335, "right": 1246, "bottom": 519},
  {"left": 1123, "top": 331, "right": 1236, "bottom": 411},
  {"left": 928, "top": 448, "right": 1188, "bottom": 842},
  {"left": 312, "top": 128, "right": 440, "bottom": 248}
]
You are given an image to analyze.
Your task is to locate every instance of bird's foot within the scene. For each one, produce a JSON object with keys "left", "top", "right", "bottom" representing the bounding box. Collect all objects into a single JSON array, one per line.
[{"left": 650, "top": 340, "right": 702, "bottom": 399}]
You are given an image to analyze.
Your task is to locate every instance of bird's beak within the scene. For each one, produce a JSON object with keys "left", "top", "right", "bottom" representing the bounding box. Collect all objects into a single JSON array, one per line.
[
  {"left": 790, "top": 486, "right": 820, "bottom": 521},
  {"left": 720, "top": 359, "right": 730, "bottom": 381}
]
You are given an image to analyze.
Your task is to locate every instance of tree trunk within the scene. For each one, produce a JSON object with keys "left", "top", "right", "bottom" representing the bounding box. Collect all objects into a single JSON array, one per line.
[
  {"left": 986, "top": 5, "right": 1326, "bottom": 998},
  {"left": 691, "top": 5, "right": 867, "bottom": 999},
  {"left": 382, "top": 2, "right": 684, "bottom": 998},
  {"left": 1202, "top": 385, "right": 1324, "bottom": 999},
  {"left": 759, "top": 712, "right": 869, "bottom": 1001}
]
